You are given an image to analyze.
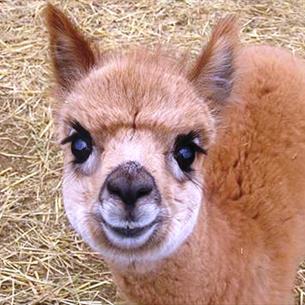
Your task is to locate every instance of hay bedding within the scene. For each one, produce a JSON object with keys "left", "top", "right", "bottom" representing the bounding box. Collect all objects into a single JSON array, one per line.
[{"left": 1, "top": 0, "right": 305, "bottom": 304}]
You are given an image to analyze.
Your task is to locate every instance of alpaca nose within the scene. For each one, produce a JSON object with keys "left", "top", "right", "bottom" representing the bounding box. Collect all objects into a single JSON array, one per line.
[
  {"left": 104, "top": 161, "right": 155, "bottom": 207},
  {"left": 107, "top": 179, "right": 153, "bottom": 206}
]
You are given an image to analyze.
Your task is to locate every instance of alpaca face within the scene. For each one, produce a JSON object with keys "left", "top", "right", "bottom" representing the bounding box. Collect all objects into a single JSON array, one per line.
[
  {"left": 46, "top": 4, "right": 238, "bottom": 266},
  {"left": 59, "top": 60, "right": 214, "bottom": 264}
]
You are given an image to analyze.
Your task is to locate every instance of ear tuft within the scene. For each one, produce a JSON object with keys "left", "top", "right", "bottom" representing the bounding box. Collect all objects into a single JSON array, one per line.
[
  {"left": 188, "top": 16, "right": 239, "bottom": 104},
  {"left": 44, "top": 3, "right": 96, "bottom": 91}
]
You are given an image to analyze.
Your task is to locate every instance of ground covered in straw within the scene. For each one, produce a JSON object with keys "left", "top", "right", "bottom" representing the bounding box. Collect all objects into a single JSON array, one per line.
[{"left": 1, "top": 0, "right": 305, "bottom": 304}]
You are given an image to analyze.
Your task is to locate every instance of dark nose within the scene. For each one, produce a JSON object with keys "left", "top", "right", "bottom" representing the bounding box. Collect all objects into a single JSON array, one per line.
[{"left": 105, "top": 162, "right": 155, "bottom": 207}]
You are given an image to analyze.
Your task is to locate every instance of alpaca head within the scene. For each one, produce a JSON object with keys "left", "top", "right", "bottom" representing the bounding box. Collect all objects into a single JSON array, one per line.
[{"left": 45, "top": 4, "right": 239, "bottom": 266}]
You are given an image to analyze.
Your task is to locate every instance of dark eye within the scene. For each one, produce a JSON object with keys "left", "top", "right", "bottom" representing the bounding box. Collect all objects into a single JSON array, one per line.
[
  {"left": 71, "top": 136, "right": 92, "bottom": 163},
  {"left": 174, "top": 145, "right": 196, "bottom": 172},
  {"left": 173, "top": 131, "right": 207, "bottom": 172}
]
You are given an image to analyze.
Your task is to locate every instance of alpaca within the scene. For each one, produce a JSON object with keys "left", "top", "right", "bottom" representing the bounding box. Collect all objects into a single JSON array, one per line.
[{"left": 45, "top": 4, "right": 305, "bottom": 305}]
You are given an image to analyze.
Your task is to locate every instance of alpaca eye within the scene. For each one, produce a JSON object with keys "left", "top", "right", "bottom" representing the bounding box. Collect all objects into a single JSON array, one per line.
[
  {"left": 71, "top": 136, "right": 92, "bottom": 163},
  {"left": 173, "top": 131, "right": 207, "bottom": 172},
  {"left": 174, "top": 145, "right": 196, "bottom": 172}
]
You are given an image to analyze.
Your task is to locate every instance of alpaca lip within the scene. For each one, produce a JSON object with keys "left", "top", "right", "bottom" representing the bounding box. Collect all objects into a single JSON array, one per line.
[
  {"left": 103, "top": 220, "right": 157, "bottom": 238},
  {"left": 109, "top": 225, "right": 150, "bottom": 238}
]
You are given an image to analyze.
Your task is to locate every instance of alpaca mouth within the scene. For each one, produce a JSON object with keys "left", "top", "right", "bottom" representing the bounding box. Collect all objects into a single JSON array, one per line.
[
  {"left": 100, "top": 216, "right": 160, "bottom": 249},
  {"left": 104, "top": 221, "right": 157, "bottom": 238}
]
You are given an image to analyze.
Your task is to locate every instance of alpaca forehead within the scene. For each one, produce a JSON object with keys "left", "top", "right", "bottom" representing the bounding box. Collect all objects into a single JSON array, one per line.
[
  {"left": 65, "top": 87, "right": 211, "bottom": 136},
  {"left": 62, "top": 58, "right": 213, "bottom": 136},
  {"left": 72, "top": 58, "right": 199, "bottom": 113}
]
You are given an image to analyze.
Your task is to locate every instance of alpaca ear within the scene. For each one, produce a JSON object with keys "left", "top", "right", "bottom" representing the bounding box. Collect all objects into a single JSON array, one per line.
[
  {"left": 188, "top": 16, "right": 239, "bottom": 104},
  {"left": 44, "top": 4, "right": 97, "bottom": 91}
]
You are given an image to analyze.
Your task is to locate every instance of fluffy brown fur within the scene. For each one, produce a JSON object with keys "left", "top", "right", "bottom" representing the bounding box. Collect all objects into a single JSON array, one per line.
[
  {"left": 114, "top": 46, "right": 305, "bottom": 305},
  {"left": 45, "top": 4, "right": 305, "bottom": 305}
]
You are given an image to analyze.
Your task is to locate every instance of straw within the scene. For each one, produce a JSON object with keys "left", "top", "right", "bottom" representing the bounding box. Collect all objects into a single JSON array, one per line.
[{"left": 1, "top": 0, "right": 305, "bottom": 304}]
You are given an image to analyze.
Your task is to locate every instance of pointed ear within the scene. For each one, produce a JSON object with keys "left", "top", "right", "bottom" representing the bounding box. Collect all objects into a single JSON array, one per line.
[
  {"left": 188, "top": 16, "right": 239, "bottom": 104},
  {"left": 44, "top": 4, "right": 97, "bottom": 91}
]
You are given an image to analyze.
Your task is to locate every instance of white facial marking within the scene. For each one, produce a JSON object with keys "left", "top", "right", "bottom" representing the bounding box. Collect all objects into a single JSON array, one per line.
[
  {"left": 168, "top": 154, "right": 186, "bottom": 181},
  {"left": 81, "top": 148, "right": 99, "bottom": 175},
  {"left": 151, "top": 180, "right": 203, "bottom": 260},
  {"left": 106, "top": 138, "right": 148, "bottom": 167},
  {"left": 62, "top": 130, "right": 204, "bottom": 270},
  {"left": 62, "top": 172, "right": 94, "bottom": 245},
  {"left": 63, "top": 166, "right": 203, "bottom": 268}
]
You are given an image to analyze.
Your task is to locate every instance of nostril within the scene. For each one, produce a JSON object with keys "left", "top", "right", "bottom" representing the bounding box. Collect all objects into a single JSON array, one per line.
[
  {"left": 107, "top": 181, "right": 121, "bottom": 197},
  {"left": 136, "top": 185, "right": 153, "bottom": 198}
]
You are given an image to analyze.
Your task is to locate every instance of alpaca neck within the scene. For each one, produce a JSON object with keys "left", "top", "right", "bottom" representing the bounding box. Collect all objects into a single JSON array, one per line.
[{"left": 110, "top": 203, "right": 238, "bottom": 305}]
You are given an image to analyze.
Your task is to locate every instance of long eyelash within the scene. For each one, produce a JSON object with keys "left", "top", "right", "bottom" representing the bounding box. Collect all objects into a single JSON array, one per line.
[
  {"left": 175, "top": 131, "right": 208, "bottom": 155},
  {"left": 191, "top": 143, "right": 207, "bottom": 155},
  {"left": 61, "top": 133, "right": 77, "bottom": 145},
  {"left": 71, "top": 121, "right": 91, "bottom": 138},
  {"left": 61, "top": 121, "right": 92, "bottom": 145}
]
